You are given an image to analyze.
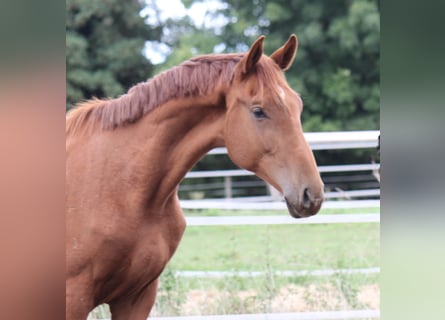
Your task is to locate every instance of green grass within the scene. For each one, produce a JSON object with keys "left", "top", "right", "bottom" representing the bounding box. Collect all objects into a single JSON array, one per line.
[
  {"left": 169, "top": 223, "right": 379, "bottom": 271},
  {"left": 154, "top": 220, "right": 380, "bottom": 316}
]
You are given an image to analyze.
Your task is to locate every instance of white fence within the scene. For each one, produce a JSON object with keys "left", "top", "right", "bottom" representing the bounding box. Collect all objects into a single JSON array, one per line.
[
  {"left": 155, "top": 310, "right": 380, "bottom": 320},
  {"left": 206, "top": 131, "right": 380, "bottom": 154},
  {"left": 175, "top": 267, "right": 380, "bottom": 278},
  {"left": 168, "top": 131, "right": 381, "bottom": 320},
  {"left": 184, "top": 213, "right": 379, "bottom": 226},
  {"left": 180, "top": 199, "right": 380, "bottom": 210}
]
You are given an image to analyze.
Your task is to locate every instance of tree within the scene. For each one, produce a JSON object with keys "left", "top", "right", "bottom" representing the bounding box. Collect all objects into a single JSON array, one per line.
[
  {"left": 66, "top": 0, "right": 162, "bottom": 109},
  {"left": 173, "top": 0, "right": 380, "bottom": 132}
]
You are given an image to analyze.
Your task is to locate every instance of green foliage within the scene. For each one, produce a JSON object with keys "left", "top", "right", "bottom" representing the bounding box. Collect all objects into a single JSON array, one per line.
[
  {"left": 156, "top": 23, "right": 220, "bottom": 72},
  {"left": 66, "top": 0, "right": 379, "bottom": 127},
  {"left": 66, "top": 0, "right": 379, "bottom": 129},
  {"left": 66, "top": 0, "right": 161, "bottom": 109},
  {"left": 170, "top": 0, "right": 380, "bottom": 132}
]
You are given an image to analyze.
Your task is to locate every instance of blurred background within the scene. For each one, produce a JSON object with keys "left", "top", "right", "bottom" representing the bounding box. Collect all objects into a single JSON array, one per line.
[{"left": 66, "top": 0, "right": 379, "bottom": 132}]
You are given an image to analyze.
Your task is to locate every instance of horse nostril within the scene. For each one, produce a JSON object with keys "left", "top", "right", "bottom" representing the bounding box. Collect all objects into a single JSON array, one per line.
[{"left": 302, "top": 188, "right": 311, "bottom": 208}]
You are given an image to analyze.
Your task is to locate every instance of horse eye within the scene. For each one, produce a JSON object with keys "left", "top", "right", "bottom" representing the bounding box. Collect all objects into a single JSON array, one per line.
[{"left": 252, "top": 107, "right": 267, "bottom": 119}]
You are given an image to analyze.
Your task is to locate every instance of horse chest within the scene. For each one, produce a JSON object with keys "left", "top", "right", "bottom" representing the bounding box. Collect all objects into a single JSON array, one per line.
[{"left": 96, "top": 208, "right": 186, "bottom": 302}]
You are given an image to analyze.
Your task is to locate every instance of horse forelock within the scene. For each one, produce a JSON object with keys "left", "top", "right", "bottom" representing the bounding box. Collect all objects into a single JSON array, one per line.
[
  {"left": 66, "top": 52, "right": 286, "bottom": 135},
  {"left": 254, "top": 57, "right": 290, "bottom": 106}
]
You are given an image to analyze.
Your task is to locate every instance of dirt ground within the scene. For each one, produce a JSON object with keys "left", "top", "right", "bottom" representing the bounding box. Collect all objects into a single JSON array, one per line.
[
  {"left": 88, "top": 283, "right": 379, "bottom": 318},
  {"left": 151, "top": 283, "right": 380, "bottom": 316}
]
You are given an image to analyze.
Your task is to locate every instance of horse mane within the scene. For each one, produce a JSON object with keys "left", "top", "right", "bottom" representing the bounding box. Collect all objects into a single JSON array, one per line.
[{"left": 66, "top": 53, "right": 283, "bottom": 135}]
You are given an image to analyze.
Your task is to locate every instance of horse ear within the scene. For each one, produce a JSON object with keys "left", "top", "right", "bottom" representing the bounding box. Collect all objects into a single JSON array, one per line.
[
  {"left": 240, "top": 35, "right": 265, "bottom": 75},
  {"left": 270, "top": 34, "right": 298, "bottom": 71}
]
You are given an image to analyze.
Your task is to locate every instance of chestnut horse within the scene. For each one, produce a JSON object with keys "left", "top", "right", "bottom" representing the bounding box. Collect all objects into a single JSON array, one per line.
[{"left": 66, "top": 35, "right": 324, "bottom": 319}]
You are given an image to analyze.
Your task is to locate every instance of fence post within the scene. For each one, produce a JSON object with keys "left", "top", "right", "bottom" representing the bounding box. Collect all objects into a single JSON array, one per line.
[{"left": 224, "top": 176, "right": 232, "bottom": 199}]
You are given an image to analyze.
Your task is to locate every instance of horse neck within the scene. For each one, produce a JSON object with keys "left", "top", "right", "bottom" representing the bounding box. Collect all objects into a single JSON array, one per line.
[{"left": 120, "top": 91, "right": 226, "bottom": 207}]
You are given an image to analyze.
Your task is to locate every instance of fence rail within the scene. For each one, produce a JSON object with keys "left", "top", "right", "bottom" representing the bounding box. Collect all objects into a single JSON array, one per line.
[
  {"left": 185, "top": 163, "right": 380, "bottom": 179},
  {"left": 153, "top": 310, "right": 380, "bottom": 320},
  {"left": 184, "top": 213, "right": 379, "bottom": 226},
  {"left": 207, "top": 130, "right": 380, "bottom": 154},
  {"left": 175, "top": 267, "right": 380, "bottom": 278},
  {"left": 180, "top": 199, "right": 380, "bottom": 210}
]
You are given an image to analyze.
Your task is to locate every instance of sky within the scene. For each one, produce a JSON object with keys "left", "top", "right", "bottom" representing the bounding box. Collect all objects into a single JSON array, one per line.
[
  {"left": 142, "top": 0, "right": 210, "bottom": 25},
  {"left": 141, "top": 0, "right": 227, "bottom": 64}
]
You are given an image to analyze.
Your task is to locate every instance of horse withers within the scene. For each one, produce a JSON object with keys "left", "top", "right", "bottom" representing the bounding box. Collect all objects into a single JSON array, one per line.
[{"left": 66, "top": 34, "right": 324, "bottom": 319}]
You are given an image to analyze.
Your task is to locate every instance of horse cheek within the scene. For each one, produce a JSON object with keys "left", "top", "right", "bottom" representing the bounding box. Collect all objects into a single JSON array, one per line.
[{"left": 226, "top": 121, "right": 260, "bottom": 171}]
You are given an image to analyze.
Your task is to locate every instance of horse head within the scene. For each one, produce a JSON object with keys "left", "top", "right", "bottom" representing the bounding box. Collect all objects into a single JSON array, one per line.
[{"left": 224, "top": 35, "right": 324, "bottom": 218}]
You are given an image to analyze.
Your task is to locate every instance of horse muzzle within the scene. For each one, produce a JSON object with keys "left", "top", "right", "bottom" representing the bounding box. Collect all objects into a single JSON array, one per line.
[{"left": 284, "top": 187, "right": 323, "bottom": 218}]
